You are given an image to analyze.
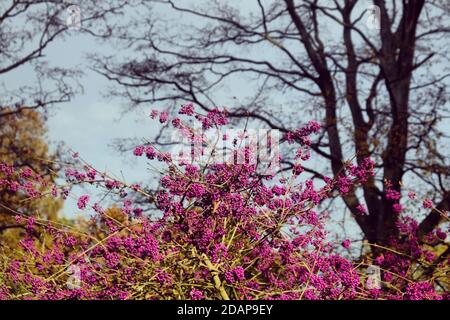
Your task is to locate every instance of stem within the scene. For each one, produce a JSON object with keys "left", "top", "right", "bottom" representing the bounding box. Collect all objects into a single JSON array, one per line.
[{"left": 202, "top": 254, "right": 230, "bottom": 300}]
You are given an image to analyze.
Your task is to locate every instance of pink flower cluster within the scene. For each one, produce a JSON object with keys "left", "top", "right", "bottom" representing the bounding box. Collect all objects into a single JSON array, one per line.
[{"left": 0, "top": 103, "right": 446, "bottom": 301}]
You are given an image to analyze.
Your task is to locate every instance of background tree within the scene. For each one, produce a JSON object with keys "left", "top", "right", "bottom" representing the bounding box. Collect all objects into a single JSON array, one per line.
[
  {"left": 0, "top": 0, "right": 132, "bottom": 118},
  {"left": 91, "top": 0, "right": 450, "bottom": 253},
  {"left": 0, "top": 108, "right": 62, "bottom": 246}
]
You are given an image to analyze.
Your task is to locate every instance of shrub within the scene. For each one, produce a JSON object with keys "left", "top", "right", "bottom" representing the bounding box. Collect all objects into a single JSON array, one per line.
[{"left": 0, "top": 104, "right": 447, "bottom": 300}]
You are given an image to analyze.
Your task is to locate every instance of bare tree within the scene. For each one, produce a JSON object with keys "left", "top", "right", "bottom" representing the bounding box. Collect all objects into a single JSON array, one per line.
[
  {"left": 91, "top": 0, "right": 450, "bottom": 252},
  {"left": 0, "top": 0, "right": 132, "bottom": 118}
]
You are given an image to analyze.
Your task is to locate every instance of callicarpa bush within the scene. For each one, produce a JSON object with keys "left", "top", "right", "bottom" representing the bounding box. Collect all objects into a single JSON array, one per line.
[{"left": 0, "top": 104, "right": 448, "bottom": 300}]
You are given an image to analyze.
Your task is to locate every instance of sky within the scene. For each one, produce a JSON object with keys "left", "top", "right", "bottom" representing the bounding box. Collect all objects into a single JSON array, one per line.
[{"left": 46, "top": 38, "right": 156, "bottom": 217}]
